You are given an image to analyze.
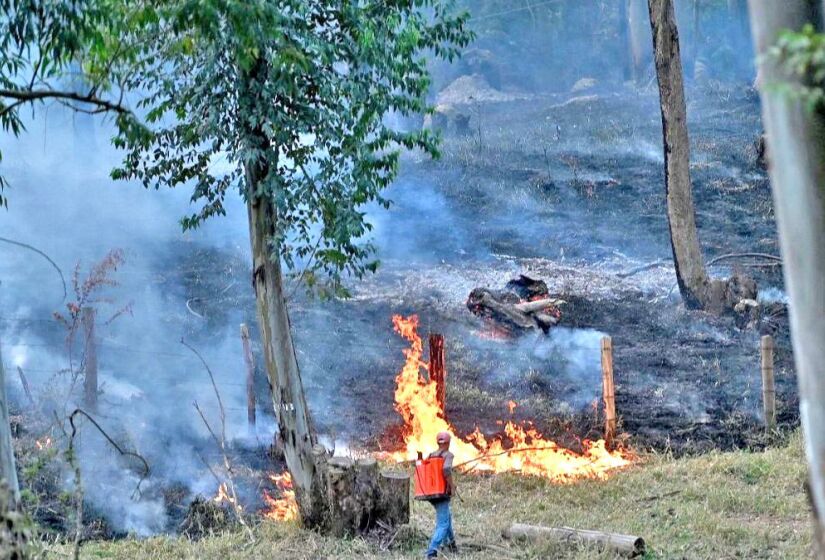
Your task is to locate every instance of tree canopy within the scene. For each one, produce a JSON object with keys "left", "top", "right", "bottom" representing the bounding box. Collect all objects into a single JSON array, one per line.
[{"left": 1, "top": 0, "right": 472, "bottom": 294}]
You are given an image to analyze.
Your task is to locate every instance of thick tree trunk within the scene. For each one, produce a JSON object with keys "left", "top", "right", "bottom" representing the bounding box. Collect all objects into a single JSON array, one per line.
[
  {"left": 748, "top": 1, "right": 825, "bottom": 553},
  {"left": 246, "top": 181, "right": 326, "bottom": 527},
  {"left": 648, "top": 0, "right": 710, "bottom": 309},
  {"left": 629, "top": 0, "right": 652, "bottom": 83},
  {"left": 0, "top": 342, "right": 20, "bottom": 507},
  {"left": 321, "top": 456, "right": 411, "bottom": 537}
]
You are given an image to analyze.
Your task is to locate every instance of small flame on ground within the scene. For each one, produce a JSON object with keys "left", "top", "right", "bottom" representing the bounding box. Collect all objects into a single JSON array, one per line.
[
  {"left": 263, "top": 472, "right": 298, "bottom": 521},
  {"left": 391, "top": 314, "right": 632, "bottom": 481},
  {"left": 213, "top": 482, "right": 242, "bottom": 509},
  {"left": 507, "top": 400, "right": 518, "bottom": 415},
  {"left": 35, "top": 437, "right": 52, "bottom": 451}
]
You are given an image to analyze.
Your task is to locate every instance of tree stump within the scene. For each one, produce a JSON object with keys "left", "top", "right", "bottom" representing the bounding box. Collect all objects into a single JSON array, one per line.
[
  {"left": 315, "top": 452, "right": 410, "bottom": 537},
  {"left": 379, "top": 471, "right": 411, "bottom": 526}
]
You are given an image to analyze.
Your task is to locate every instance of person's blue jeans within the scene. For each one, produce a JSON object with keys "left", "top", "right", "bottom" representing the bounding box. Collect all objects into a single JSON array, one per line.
[{"left": 426, "top": 498, "right": 455, "bottom": 557}]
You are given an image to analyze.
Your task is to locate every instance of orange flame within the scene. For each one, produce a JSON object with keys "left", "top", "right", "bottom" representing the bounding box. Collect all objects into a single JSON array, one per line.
[
  {"left": 391, "top": 314, "right": 632, "bottom": 481},
  {"left": 507, "top": 400, "right": 518, "bottom": 415},
  {"left": 213, "top": 482, "right": 242, "bottom": 509},
  {"left": 262, "top": 472, "right": 298, "bottom": 521},
  {"left": 35, "top": 437, "right": 52, "bottom": 451}
]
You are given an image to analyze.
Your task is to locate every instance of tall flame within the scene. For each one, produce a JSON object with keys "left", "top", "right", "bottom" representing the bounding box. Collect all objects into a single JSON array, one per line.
[
  {"left": 391, "top": 314, "right": 632, "bottom": 481},
  {"left": 262, "top": 472, "right": 298, "bottom": 521}
]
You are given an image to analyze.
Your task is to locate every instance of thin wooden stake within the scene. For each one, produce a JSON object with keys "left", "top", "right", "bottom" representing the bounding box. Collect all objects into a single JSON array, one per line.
[
  {"left": 240, "top": 323, "right": 256, "bottom": 430},
  {"left": 429, "top": 334, "right": 446, "bottom": 415},
  {"left": 761, "top": 334, "right": 776, "bottom": 430},
  {"left": 601, "top": 336, "right": 616, "bottom": 445},
  {"left": 16, "top": 366, "right": 34, "bottom": 407},
  {"left": 82, "top": 307, "right": 97, "bottom": 411}
]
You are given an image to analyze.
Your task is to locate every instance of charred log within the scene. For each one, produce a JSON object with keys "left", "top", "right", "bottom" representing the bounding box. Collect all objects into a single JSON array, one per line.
[{"left": 467, "top": 276, "right": 563, "bottom": 334}]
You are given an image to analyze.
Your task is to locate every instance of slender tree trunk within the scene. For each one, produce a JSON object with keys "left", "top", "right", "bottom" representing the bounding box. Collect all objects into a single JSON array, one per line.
[
  {"left": 648, "top": 0, "right": 710, "bottom": 309},
  {"left": 239, "top": 59, "right": 326, "bottom": 528},
  {"left": 0, "top": 341, "right": 20, "bottom": 507},
  {"left": 748, "top": 1, "right": 825, "bottom": 553},
  {"left": 629, "top": 0, "right": 651, "bottom": 83},
  {"left": 245, "top": 175, "right": 327, "bottom": 527}
]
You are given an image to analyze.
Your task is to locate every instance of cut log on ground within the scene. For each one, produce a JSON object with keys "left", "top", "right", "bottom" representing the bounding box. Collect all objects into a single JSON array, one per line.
[
  {"left": 503, "top": 523, "right": 646, "bottom": 557},
  {"left": 467, "top": 278, "right": 563, "bottom": 334}
]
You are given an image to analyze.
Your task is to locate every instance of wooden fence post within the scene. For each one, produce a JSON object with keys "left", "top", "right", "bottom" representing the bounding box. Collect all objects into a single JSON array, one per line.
[
  {"left": 428, "top": 334, "right": 446, "bottom": 415},
  {"left": 601, "top": 336, "right": 616, "bottom": 445},
  {"left": 240, "top": 323, "right": 256, "bottom": 431},
  {"left": 761, "top": 334, "right": 776, "bottom": 430},
  {"left": 82, "top": 307, "right": 98, "bottom": 411}
]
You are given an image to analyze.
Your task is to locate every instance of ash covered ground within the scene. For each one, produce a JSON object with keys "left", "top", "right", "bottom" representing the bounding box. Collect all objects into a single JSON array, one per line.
[
  {"left": 1, "top": 79, "right": 793, "bottom": 537},
  {"left": 160, "top": 80, "right": 793, "bottom": 455}
]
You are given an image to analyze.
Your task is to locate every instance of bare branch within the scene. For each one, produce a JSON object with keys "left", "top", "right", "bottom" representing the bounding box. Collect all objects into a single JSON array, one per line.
[
  {"left": 68, "top": 409, "right": 150, "bottom": 499},
  {"left": 0, "top": 236, "right": 67, "bottom": 301},
  {"left": 0, "top": 89, "right": 129, "bottom": 117}
]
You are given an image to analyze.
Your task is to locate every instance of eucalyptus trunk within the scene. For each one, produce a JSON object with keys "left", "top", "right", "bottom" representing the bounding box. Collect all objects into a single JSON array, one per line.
[
  {"left": 239, "top": 59, "right": 325, "bottom": 527},
  {"left": 748, "top": 1, "right": 825, "bottom": 553},
  {"left": 245, "top": 172, "right": 327, "bottom": 527},
  {"left": 648, "top": 0, "right": 710, "bottom": 309},
  {"left": 0, "top": 341, "right": 20, "bottom": 507}
]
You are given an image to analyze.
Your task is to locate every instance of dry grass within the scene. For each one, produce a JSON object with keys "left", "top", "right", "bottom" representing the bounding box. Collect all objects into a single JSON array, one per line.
[{"left": 63, "top": 432, "right": 811, "bottom": 559}]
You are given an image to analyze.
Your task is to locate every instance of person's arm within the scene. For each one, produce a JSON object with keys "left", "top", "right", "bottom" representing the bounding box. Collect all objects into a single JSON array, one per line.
[{"left": 443, "top": 453, "right": 454, "bottom": 496}]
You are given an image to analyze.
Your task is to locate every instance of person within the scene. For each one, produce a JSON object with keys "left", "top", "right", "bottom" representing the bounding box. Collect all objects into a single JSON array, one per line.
[{"left": 426, "top": 431, "right": 457, "bottom": 558}]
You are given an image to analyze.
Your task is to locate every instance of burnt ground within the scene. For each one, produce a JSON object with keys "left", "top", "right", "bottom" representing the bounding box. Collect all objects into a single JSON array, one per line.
[
  {"left": 7, "top": 79, "right": 797, "bottom": 539},
  {"left": 155, "top": 80, "right": 794, "bottom": 458},
  {"left": 278, "top": 80, "right": 796, "bottom": 457}
]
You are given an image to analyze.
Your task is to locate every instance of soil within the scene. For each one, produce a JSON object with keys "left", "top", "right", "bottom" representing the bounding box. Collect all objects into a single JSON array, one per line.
[
  {"left": 9, "top": 79, "right": 797, "bottom": 538},
  {"left": 280, "top": 81, "right": 795, "bottom": 457},
  {"left": 158, "top": 81, "right": 793, "bottom": 457}
]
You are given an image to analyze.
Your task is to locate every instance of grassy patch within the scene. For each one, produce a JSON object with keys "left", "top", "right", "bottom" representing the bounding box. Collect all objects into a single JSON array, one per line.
[{"left": 59, "top": 433, "right": 810, "bottom": 559}]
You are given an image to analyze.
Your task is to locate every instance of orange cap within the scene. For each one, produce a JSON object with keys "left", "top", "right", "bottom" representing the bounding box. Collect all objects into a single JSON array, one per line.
[{"left": 436, "top": 431, "right": 451, "bottom": 444}]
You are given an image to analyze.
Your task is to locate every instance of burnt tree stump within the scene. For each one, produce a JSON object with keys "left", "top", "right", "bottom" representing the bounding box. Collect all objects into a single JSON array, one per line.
[
  {"left": 317, "top": 452, "right": 410, "bottom": 537},
  {"left": 379, "top": 471, "right": 411, "bottom": 527},
  {"left": 429, "top": 334, "right": 446, "bottom": 415}
]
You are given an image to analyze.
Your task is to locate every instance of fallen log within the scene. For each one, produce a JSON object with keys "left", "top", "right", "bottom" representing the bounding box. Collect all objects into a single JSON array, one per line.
[
  {"left": 467, "top": 288, "right": 562, "bottom": 333},
  {"left": 502, "top": 523, "right": 645, "bottom": 557},
  {"left": 513, "top": 297, "right": 566, "bottom": 314}
]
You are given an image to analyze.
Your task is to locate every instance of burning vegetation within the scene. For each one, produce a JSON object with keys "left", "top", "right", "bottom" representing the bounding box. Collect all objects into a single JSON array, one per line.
[
  {"left": 389, "top": 314, "right": 632, "bottom": 481},
  {"left": 262, "top": 472, "right": 298, "bottom": 522}
]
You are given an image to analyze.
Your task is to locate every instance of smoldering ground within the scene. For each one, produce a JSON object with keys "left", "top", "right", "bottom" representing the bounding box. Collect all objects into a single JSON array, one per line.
[{"left": 0, "top": 0, "right": 794, "bottom": 537}]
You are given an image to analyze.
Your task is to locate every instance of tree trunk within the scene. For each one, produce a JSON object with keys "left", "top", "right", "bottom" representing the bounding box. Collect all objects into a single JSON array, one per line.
[
  {"left": 246, "top": 180, "right": 326, "bottom": 526},
  {"left": 321, "top": 456, "right": 410, "bottom": 537},
  {"left": 629, "top": 0, "right": 652, "bottom": 83},
  {"left": 748, "top": 0, "right": 825, "bottom": 553},
  {"left": 648, "top": 0, "right": 710, "bottom": 309},
  {"left": 0, "top": 342, "right": 20, "bottom": 507},
  {"left": 378, "top": 471, "right": 411, "bottom": 527}
]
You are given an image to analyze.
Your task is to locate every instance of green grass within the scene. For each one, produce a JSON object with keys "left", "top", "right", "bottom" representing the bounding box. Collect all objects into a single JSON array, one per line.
[{"left": 59, "top": 433, "right": 811, "bottom": 559}]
